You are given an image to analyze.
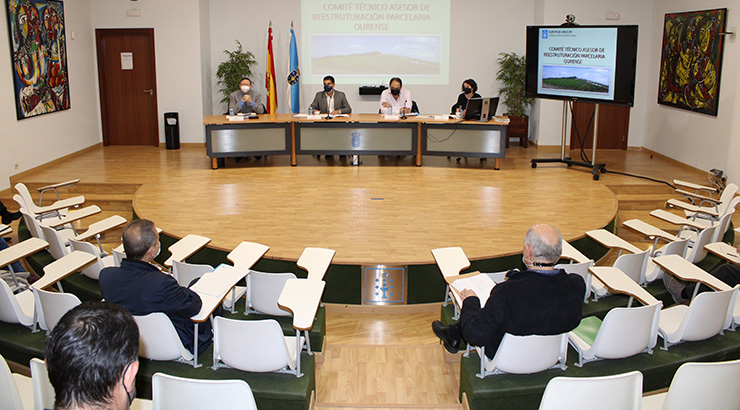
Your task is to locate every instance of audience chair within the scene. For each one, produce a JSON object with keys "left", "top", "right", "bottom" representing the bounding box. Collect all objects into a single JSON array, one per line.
[
  {"left": 134, "top": 313, "right": 194, "bottom": 363},
  {"left": 35, "top": 179, "right": 80, "bottom": 206},
  {"left": 297, "top": 247, "right": 336, "bottom": 281},
  {"left": 644, "top": 239, "right": 689, "bottom": 283},
  {"left": 683, "top": 225, "right": 717, "bottom": 263},
  {"left": 670, "top": 183, "right": 738, "bottom": 221},
  {"left": 538, "top": 370, "right": 643, "bottom": 410},
  {"left": 613, "top": 249, "right": 650, "bottom": 286},
  {"left": 212, "top": 317, "right": 304, "bottom": 377},
  {"left": 0, "top": 280, "right": 35, "bottom": 328},
  {"left": 658, "top": 287, "right": 736, "bottom": 350},
  {"left": 68, "top": 238, "right": 115, "bottom": 280},
  {"left": 568, "top": 303, "right": 661, "bottom": 367},
  {"left": 112, "top": 246, "right": 126, "bottom": 267},
  {"left": 0, "top": 353, "right": 32, "bottom": 410},
  {"left": 14, "top": 182, "right": 83, "bottom": 221},
  {"left": 464, "top": 333, "right": 568, "bottom": 378},
  {"left": 152, "top": 373, "right": 256, "bottom": 410},
  {"left": 33, "top": 288, "right": 80, "bottom": 331},
  {"left": 246, "top": 271, "right": 296, "bottom": 316},
  {"left": 18, "top": 206, "right": 75, "bottom": 246},
  {"left": 642, "top": 359, "right": 740, "bottom": 410},
  {"left": 555, "top": 260, "right": 594, "bottom": 303},
  {"left": 39, "top": 225, "right": 70, "bottom": 261},
  {"left": 431, "top": 247, "right": 471, "bottom": 314},
  {"left": 678, "top": 208, "right": 736, "bottom": 246},
  {"left": 172, "top": 261, "right": 245, "bottom": 312}
]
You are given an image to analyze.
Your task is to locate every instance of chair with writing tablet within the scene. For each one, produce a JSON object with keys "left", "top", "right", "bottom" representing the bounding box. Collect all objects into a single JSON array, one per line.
[
  {"left": 556, "top": 260, "right": 595, "bottom": 303},
  {"left": 0, "top": 280, "right": 35, "bottom": 329},
  {"left": 642, "top": 359, "right": 740, "bottom": 410},
  {"left": 679, "top": 207, "right": 737, "bottom": 245},
  {"left": 613, "top": 249, "right": 650, "bottom": 286},
  {"left": 19, "top": 206, "right": 74, "bottom": 246},
  {"left": 245, "top": 271, "right": 296, "bottom": 316},
  {"left": 644, "top": 238, "right": 689, "bottom": 283},
  {"left": 33, "top": 288, "right": 81, "bottom": 332},
  {"left": 431, "top": 247, "right": 471, "bottom": 314},
  {"left": 0, "top": 353, "right": 32, "bottom": 410},
  {"left": 297, "top": 247, "right": 335, "bottom": 281},
  {"left": 152, "top": 372, "right": 256, "bottom": 410},
  {"left": 134, "top": 313, "right": 194, "bottom": 363},
  {"left": 69, "top": 238, "right": 115, "bottom": 280},
  {"left": 657, "top": 287, "right": 736, "bottom": 350},
  {"left": 464, "top": 333, "right": 568, "bottom": 378},
  {"left": 568, "top": 303, "right": 661, "bottom": 367},
  {"left": 684, "top": 225, "right": 717, "bottom": 264},
  {"left": 539, "top": 370, "right": 643, "bottom": 410},
  {"left": 14, "top": 182, "right": 83, "bottom": 221},
  {"left": 212, "top": 317, "right": 304, "bottom": 377},
  {"left": 172, "top": 261, "right": 245, "bottom": 313},
  {"left": 670, "top": 182, "right": 737, "bottom": 221}
]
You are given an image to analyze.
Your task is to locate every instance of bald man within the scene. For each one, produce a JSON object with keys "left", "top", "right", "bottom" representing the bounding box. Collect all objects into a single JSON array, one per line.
[{"left": 432, "top": 224, "right": 585, "bottom": 357}]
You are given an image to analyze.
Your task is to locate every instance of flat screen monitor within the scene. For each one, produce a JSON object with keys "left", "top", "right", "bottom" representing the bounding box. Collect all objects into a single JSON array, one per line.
[
  {"left": 464, "top": 97, "right": 499, "bottom": 121},
  {"left": 525, "top": 25, "right": 638, "bottom": 106}
]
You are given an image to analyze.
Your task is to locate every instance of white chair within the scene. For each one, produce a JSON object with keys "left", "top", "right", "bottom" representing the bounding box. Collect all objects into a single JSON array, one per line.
[
  {"left": 642, "top": 359, "right": 740, "bottom": 410},
  {"left": 246, "top": 271, "right": 296, "bottom": 316},
  {"left": 613, "top": 249, "right": 650, "bottom": 286},
  {"left": 431, "top": 247, "right": 471, "bottom": 316},
  {"left": 539, "top": 370, "right": 643, "bottom": 410},
  {"left": 555, "top": 260, "right": 594, "bottom": 303},
  {"left": 297, "top": 247, "right": 335, "bottom": 281},
  {"left": 39, "top": 225, "right": 71, "bottom": 262},
  {"left": 645, "top": 239, "right": 689, "bottom": 283},
  {"left": 68, "top": 238, "right": 115, "bottom": 280},
  {"left": 152, "top": 372, "right": 257, "bottom": 410},
  {"left": 112, "top": 247, "right": 126, "bottom": 267},
  {"left": 0, "top": 353, "right": 31, "bottom": 410},
  {"left": 684, "top": 225, "right": 717, "bottom": 263},
  {"left": 172, "top": 261, "right": 245, "bottom": 312},
  {"left": 465, "top": 333, "right": 568, "bottom": 378},
  {"left": 679, "top": 209, "right": 736, "bottom": 244},
  {"left": 658, "top": 287, "right": 736, "bottom": 350},
  {"left": 33, "top": 288, "right": 81, "bottom": 331},
  {"left": 568, "top": 303, "right": 661, "bottom": 367},
  {"left": 0, "top": 280, "right": 35, "bottom": 328},
  {"left": 212, "top": 317, "right": 304, "bottom": 377},
  {"left": 14, "top": 182, "right": 82, "bottom": 221},
  {"left": 678, "top": 182, "right": 738, "bottom": 220},
  {"left": 134, "top": 313, "right": 194, "bottom": 363}
]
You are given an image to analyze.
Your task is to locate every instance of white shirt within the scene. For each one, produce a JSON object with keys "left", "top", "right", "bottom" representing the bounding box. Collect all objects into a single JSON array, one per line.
[
  {"left": 326, "top": 93, "right": 335, "bottom": 113},
  {"left": 379, "top": 88, "right": 412, "bottom": 114}
]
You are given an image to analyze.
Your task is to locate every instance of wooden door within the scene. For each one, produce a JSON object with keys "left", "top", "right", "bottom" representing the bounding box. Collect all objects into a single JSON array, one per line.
[
  {"left": 570, "top": 102, "right": 630, "bottom": 150},
  {"left": 96, "top": 29, "right": 159, "bottom": 146}
]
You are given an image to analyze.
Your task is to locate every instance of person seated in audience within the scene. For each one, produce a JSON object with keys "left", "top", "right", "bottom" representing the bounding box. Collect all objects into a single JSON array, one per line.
[
  {"left": 46, "top": 301, "right": 139, "bottom": 410},
  {"left": 0, "top": 200, "right": 21, "bottom": 225},
  {"left": 99, "top": 219, "right": 211, "bottom": 355},
  {"left": 309, "top": 75, "right": 352, "bottom": 116},
  {"left": 228, "top": 77, "right": 265, "bottom": 115},
  {"left": 379, "top": 77, "right": 412, "bottom": 115},
  {"left": 432, "top": 223, "right": 585, "bottom": 356},
  {"left": 664, "top": 247, "right": 740, "bottom": 303},
  {"left": 450, "top": 79, "right": 481, "bottom": 116}
]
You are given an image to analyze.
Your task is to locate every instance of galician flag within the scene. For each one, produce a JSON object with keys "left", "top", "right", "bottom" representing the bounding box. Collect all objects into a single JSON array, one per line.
[
  {"left": 286, "top": 23, "right": 300, "bottom": 114},
  {"left": 265, "top": 22, "right": 277, "bottom": 113}
]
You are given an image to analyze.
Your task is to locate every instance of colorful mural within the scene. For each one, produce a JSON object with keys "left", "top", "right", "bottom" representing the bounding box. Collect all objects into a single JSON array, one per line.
[
  {"left": 6, "top": 0, "right": 70, "bottom": 120},
  {"left": 658, "top": 8, "right": 726, "bottom": 116}
]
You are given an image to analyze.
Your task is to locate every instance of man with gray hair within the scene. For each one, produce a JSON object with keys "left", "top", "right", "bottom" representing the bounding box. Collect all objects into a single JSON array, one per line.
[{"left": 432, "top": 223, "right": 585, "bottom": 357}]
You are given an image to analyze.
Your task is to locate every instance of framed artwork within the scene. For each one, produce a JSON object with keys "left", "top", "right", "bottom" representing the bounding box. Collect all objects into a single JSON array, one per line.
[
  {"left": 6, "top": 0, "right": 70, "bottom": 120},
  {"left": 658, "top": 8, "right": 726, "bottom": 116}
]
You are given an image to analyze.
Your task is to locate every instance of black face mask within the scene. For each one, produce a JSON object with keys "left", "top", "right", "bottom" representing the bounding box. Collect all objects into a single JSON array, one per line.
[
  {"left": 324, "top": 84, "right": 333, "bottom": 93},
  {"left": 390, "top": 88, "right": 400, "bottom": 96},
  {"left": 463, "top": 87, "right": 473, "bottom": 94}
]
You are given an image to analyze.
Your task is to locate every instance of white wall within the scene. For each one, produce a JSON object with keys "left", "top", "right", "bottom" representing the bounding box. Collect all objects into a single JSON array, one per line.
[
  {"left": 90, "top": 0, "right": 205, "bottom": 144},
  {"left": 0, "top": 0, "right": 100, "bottom": 191},
  {"left": 643, "top": 0, "right": 739, "bottom": 185}
]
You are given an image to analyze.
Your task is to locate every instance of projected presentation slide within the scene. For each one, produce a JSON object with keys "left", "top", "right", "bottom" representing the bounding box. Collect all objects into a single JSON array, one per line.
[
  {"left": 301, "top": 0, "right": 450, "bottom": 85},
  {"left": 537, "top": 27, "right": 618, "bottom": 101}
]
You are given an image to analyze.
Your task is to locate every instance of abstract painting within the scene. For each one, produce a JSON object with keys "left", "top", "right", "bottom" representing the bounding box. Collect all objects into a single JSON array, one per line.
[
  {"left": 6, "top": 0, "right": 70, "bottom": 120},
  {"left": 658, "top": 8, "right": 726, "bottom": 116}
]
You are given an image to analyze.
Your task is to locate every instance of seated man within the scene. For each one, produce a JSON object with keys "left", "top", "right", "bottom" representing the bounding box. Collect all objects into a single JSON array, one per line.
[
  {"left": 664, "top": 246, "right": 740, "bottom": 303},
  {"left": 99, "top": 219, "right": 210, "bottom": 354},
  {"left": 228, "top": 77, "right": 265, "bottom": 115},
  {"left": 46, "top": 301, "right": 139, "bottom": 410},
  {"left": 309, "top": 75, "right": 352, "bottom": 115},
  {"left": 432, "top": 223, "right": 585, "bottom": 357}
]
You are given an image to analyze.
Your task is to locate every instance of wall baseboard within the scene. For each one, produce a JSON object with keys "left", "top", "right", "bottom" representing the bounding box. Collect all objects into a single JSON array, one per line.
[
  {"left": 639, "top": 147, "right": 707, "bottom": 175},
  {"left": 8, "top": 143, "right": 103, "bottom": 187},
  {"left": 158, "top": 142, "right": 206, "bottom": 148}
]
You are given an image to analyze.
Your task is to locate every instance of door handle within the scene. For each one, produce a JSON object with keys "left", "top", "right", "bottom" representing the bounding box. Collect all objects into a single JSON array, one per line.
[{"left": 143, "top": 89, "right": 153, "bottom": 95}]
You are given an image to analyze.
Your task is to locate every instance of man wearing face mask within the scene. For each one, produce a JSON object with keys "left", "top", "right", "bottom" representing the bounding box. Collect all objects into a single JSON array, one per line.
[
  {"left": 431, "top": 223, "right": 585, "bottom": 357},
  {"left": 379, "top": 77, "right": 412, "bottom": 115},
  {"left": 99, "top": 219, "right": 211, "bottom": 355},
  {"left": 228, "top": 77, "right": 265, "bottom": 115},
  {"left": 309, "top": 75, "right": 352, "bottom": 115}
]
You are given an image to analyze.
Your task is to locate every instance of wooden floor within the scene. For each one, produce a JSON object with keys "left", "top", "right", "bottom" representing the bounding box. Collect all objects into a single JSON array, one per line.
[{"left": 4, "top": 143, "right": 731, "bottom": 410}]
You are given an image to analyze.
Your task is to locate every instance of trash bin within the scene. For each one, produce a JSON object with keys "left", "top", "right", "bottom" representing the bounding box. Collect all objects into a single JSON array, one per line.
[{"left": 164, "top": 112, "right": 180, "bottom": 150}]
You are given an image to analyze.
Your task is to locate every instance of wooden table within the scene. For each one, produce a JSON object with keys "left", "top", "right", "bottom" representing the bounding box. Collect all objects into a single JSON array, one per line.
[
  {"left": 561, "top": 240, "right": 590, "bottom": 264},
  {"left": 278, "top": 278, "right": 326, "bottom": 378},
  {"left": 189, "top": 264, "right": 251, "bottom": 368},
  {"left": 622, "top": 219, "right": 680, "bottom": 256},
  {"left": 163, "top": 234, "right": 211, "bottom": 268},
  {"left": 589, "top": 266, "right": 659, "bottom": 306},
  {"left": 704, "top": 242, "right": 740, "bottom": 265},
  {"left": 586, "top": 229, "right": 644, "bottom": 256},
  {"left": 0, "top": 238, "right": 49, "bottom": 291},
  {"left": 652, "top": 254, "right": 732, "bottom": 300},
  {"left": 204, "top": 114, "right": 509, "bottom": 170}
]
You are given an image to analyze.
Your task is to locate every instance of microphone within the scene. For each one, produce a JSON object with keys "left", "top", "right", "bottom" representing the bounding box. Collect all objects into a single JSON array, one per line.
[{"left": 401, "top": 100, "right": 408, "bottom": 119}]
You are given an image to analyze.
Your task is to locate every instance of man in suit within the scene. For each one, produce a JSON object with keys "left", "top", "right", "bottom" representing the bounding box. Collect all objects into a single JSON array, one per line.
[
  {"left": 228, "top": 77, "right": 265, "bottom": 115},
  {"left": 99, "top": 219, "right": 210, "bottom": 355},
  {"left": 309, "top": 75, "right": 352, "bottom": 115}
]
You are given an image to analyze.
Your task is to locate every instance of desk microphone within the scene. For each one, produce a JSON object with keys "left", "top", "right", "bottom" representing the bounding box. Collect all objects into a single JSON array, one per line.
[
  {"left": 400, "top": 100, "right": 408, "bottom": 119},
  {"left": 325, "top": 112, "right": 332, "bottom": 120}
]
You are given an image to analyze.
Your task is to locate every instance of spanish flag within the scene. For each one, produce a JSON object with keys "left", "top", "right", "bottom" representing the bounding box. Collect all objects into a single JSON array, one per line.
[{"left": 265, "top": 23, "right": 277, "bottom": 113}]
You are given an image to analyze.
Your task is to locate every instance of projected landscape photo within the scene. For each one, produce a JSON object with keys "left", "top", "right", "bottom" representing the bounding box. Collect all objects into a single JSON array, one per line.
[
  {"left": 311, "top": 35, "right": 441, "bottom": 76},
  {"left": 541, "top": 65, "right": 610, "bottom": 94}
]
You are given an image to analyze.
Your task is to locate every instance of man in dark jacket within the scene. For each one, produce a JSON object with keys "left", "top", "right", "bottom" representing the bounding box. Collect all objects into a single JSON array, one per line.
[
  {"left": 99, "top": 219, "right": 210, "bottom": 354},
  {"left": 432, "top": 223, "right": 585, "bottom": 358}
]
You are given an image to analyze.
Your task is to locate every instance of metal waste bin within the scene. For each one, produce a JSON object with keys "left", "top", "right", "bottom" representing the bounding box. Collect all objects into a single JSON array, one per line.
[{"left": 164, "top": 112, "right": 180, "bottom": 150}]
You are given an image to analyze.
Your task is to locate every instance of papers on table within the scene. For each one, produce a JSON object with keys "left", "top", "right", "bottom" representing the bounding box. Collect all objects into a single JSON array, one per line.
[{"left": 450, "top": 273, "right": 496, "bottom": 307}]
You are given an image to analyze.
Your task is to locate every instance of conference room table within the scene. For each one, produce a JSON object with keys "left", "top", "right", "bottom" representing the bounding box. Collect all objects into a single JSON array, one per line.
[{"left": 204, "top": 113, "right": 509, "bottom": 169}]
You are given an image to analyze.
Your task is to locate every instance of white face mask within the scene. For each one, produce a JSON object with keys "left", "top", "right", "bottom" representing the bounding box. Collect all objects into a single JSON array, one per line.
[{"left": 241, "top": 85, "right": 250, "bottom": 93}]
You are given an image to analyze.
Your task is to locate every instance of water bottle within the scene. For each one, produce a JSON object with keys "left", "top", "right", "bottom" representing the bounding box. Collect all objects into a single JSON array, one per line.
[
  {"left": 455, "top": 107, "right": 461, "bottom": 119},
  {"left": 229, "top": 107, "right": 234, "bottom": 116},
  {"left": 387, "top": 106, "right": 392, "bottom": 115},
  {"left": 308, "top": 107, "right": 313, "bottom": 115}
]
